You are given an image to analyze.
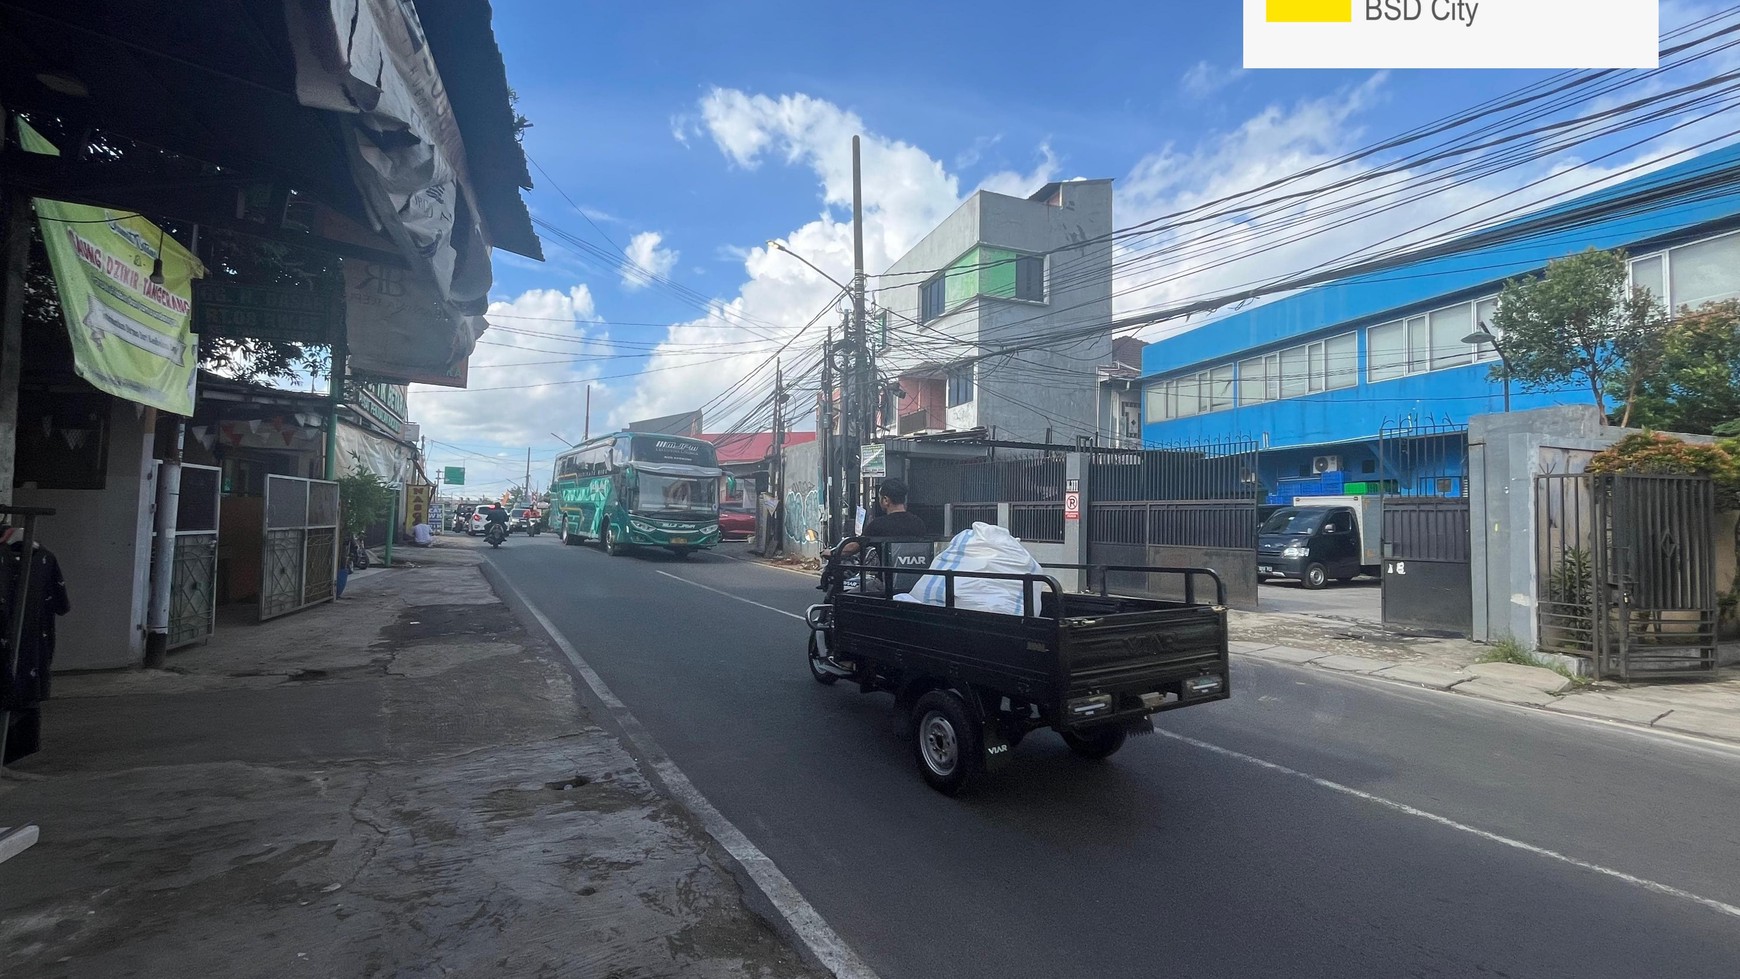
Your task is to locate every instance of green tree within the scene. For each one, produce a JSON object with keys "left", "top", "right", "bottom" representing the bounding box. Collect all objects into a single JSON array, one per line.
[
  {"left": 338, "top": 464, "right": 397, "bottom": 540},
  {"left": 1623, "top": 300, "right": 1740, "bottom": 435},
  {"left": 1490, "top": 247, "right": 1665, "bottom": 426}
]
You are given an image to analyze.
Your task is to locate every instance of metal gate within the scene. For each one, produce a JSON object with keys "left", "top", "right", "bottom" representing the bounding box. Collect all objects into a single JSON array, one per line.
[
  {"left": 1535, "top": 473, "right": 1717, "bottom": 680},
  {"left": 1086, "top": 437, "right": 1261, "bottom": 610},
  {"left": 168, "top": 464, "right": 221, "bottom": 648},
  {"left": 1379, "top": 419, "right": 1471, "bottom": 635},
  {"left": 261, "top": 474, "right": 339, "bottom": 621}
]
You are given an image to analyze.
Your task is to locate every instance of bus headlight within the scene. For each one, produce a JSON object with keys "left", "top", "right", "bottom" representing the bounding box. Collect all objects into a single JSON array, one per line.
[{"left": 630, "top": 520, "right": 656, "bottom": 533}]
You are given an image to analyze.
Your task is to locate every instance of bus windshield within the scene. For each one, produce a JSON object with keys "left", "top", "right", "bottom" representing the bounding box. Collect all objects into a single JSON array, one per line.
[{"left": 633, "top": 472, "right": 719, "bottom": 513}]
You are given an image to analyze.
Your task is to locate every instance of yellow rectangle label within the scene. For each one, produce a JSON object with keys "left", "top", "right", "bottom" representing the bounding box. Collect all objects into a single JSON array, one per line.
[{"left": 1267, "top": 0, "right": 1353, "bottom": 22}]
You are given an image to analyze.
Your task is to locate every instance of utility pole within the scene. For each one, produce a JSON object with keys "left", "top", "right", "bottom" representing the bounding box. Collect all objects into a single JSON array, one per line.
[
  {"left": 771, "top": 358, "right": 785, "bottom": 555},
  {"left": 820, "top": 317, "right": 835, "bottom": 544},
  {"left": 845, "top": 134, "right": 868, "bottom": 537},
  {"left": 524, "top": 447, "right": 532, "bottom": 501},
  {"left": 584, "top": 384, "right": 591, "bottom": 441}
]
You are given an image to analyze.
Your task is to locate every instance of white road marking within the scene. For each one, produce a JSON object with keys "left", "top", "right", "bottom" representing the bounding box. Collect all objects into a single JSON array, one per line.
[
  {"left": 498, "top": 577, "right": 879, "bottom": 979},
  {"left": 1156, "top": 729, "right": 1740, "bottom": 922},
  {"left": 655, "top": 569, "right": 807, "bottom": 621}
]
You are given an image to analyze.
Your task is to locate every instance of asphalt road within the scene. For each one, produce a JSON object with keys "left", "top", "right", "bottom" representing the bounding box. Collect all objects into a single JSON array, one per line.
[
  {"left": 487, "top": 537, "right": 1740, "bottom": 979},
  {"left": 1258, "top": 575, "right": 1383, "bottom": 621}
]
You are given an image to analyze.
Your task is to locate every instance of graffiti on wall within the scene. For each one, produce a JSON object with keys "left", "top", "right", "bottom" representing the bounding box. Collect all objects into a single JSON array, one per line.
[{"left": 785, "top": 480, "right": 823, "bottom": 544}]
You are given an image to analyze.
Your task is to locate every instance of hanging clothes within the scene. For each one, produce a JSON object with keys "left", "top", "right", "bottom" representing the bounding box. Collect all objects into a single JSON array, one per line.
[{"left": 1, "top": 533, "right": 72, "bottom": 765}]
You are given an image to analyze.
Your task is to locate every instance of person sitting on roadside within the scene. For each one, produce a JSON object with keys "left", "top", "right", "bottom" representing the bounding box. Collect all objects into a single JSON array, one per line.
[{"left": 412, "top": 521, "right": 434, "bottom": 547}]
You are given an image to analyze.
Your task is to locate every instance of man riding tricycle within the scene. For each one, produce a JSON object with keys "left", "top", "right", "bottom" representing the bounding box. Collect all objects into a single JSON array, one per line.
[{"left": 805, "top": 517, "right": 1232, "bottom": 796}]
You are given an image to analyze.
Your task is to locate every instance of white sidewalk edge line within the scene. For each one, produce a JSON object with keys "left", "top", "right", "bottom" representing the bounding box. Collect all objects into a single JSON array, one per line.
[
  {"left": 1156, "top": 729, "right": 1740, "bottom": 922},
  {"left": 654, "top": 569, "right": 808, "bottom": 621},
  {"left": 496, "top": 574, "right": 879, "bottom": 979}
]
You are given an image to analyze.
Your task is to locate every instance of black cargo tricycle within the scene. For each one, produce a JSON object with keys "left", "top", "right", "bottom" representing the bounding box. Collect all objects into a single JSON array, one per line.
[{"left": 806, "top": 538, "right": 1232, "bottom": 795}]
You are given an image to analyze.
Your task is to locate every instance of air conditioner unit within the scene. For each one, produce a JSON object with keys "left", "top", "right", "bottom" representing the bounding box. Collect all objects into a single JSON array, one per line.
[{"left": 1312, "top": 455, "right": 1342, "bottom": 474}]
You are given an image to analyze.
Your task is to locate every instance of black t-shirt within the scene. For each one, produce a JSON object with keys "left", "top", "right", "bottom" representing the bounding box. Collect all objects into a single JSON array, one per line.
[
  {"left": 486, "top": 507, "right": 509, "bottom": 525},
  {"left": 861, "top": 510, "right": 927, "bottom": 539}
]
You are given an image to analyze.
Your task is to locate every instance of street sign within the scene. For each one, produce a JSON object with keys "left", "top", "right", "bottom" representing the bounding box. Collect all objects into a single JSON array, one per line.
[
  {"left": 191, "top": 281, "right": 340, "bottom": 344},
  {"left": 1066, "top": 478, "right": 1080, "bottom": 493},
  {"left": 1064, "top": 491, "right": 1081, "bottom": 521},
  {"left": 403, "top": 483, "right": 433, "bottom": 533},
  {"left": 860, "top": 444, "right": 886, "bottom": 478},
  {"left": 444, "top": 466, "right": 465, "bottom": 486}
]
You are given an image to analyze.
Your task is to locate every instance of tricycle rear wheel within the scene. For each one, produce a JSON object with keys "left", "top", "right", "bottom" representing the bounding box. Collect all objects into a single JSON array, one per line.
[
  {"left": 912, "top": 690, "right": 977, "bottom": 795},
  {"left": 1062, "top": 724, "right": 1128, "bottom": 760}
]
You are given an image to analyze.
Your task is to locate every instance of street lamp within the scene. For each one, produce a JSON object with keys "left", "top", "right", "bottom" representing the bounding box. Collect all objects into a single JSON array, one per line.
[
  {"left": 767, "top": 240, "right": 854, "bottom": 294},
  {"left": 1462, "top": 321, "right": 1511, "bottom": 412}
]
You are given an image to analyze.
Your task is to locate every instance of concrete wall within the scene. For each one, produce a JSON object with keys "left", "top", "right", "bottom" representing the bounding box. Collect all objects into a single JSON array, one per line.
[
  {"left": 15, "top": 398, "right": 157, "bottom": 670},
  {"left": 779, "top": 436, "right": 824, "bottom": 560},
  {"left": 976, "top": 181, "right": 1112, "bottom": 442},
  {"left": 875, "top": 180, "right": 1113, "bottom": 443},
  {"left": 1468, "top": 406, "right": 1636, "bottom": 646}
]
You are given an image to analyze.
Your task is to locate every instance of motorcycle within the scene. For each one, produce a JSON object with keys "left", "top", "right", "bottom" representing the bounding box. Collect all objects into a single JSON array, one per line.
[{"left": 485, "top": 522, "right": 508, "bottom": 548}]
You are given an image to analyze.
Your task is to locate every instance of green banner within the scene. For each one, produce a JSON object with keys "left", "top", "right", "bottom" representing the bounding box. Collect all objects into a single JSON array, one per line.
[
  {"left": 21, "top": 120, "right": 204, "bottom": 415},
  {"left": 444, "top": 466, "right": 465, "bottom": 486}
]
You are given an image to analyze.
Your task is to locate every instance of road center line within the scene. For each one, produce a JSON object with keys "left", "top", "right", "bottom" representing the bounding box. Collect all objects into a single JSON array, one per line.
[
  {"left": 1155, "top": 729, "right": 1740, "bottom": 922},
  {"left": 654, "top": 569, "right": 807, "bottom": 621}
]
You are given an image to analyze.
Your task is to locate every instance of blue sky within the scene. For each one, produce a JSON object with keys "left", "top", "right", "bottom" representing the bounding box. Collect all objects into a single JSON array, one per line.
[{"left": 412, "top": 0, "right": 1719, "bottom": 495}]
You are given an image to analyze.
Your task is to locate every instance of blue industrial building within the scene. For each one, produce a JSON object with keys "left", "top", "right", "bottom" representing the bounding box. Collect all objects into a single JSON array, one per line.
[{"left": 1138, "top": 144, "right": 1740, "bottom": 503}]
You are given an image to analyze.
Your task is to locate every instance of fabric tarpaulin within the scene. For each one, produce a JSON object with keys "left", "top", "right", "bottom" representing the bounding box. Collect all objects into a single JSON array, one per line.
[
  {"left": 19, "top": 119, "right": 205, "bottom": 415},
  {"left": 340, "top": 258, "right": 477, "bottom": 387},
  {"left": 336, "top": 420, "right": 412, "bottom": 484}
]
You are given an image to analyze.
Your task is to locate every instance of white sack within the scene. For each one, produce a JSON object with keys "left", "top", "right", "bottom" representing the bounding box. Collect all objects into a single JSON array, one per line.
[{"left": 894, "top": 522, "right": 1044, "bottom": 615}]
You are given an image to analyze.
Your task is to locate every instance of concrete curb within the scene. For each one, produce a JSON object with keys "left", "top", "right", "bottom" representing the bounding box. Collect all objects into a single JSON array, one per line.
[
  {"left": 1234, "top": 645, "right": 1740, "bottom": 747},
  {"left": 479, "top": 561, "right": 879, "bottom": 979}
]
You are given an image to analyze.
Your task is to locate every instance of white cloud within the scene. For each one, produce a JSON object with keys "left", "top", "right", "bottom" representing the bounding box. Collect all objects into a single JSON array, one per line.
[
  {"left": 622, "top": 231, "right": 678, "bottom": 290},
  {"left": 433, "top": 42, "right": 1740, "bottom": 462},
  {"left": 408, "top": 286, "right": 607, "bottom": 488},
  {"left": 610, "top": 89, "right": 977, "bottom": 431},
  {"left": 1180, "top": 61, "right": 1241, "bottom": 100},
  {"left": 976, "top": 141, "right": 1060, "bottom": 197}
]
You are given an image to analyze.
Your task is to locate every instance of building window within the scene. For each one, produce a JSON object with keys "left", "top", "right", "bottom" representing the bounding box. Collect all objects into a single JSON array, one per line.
[
  {"left": 1629, "top": 229, "right": 1740, "bottom": 312},
  {"left": 920, "top": 277, "right": 946, "bottom": 323},
  {"left": 947, "top": 365, "right": 974, "bottom": 407},
  {"left": 1226, "top": 333, "right": 1355, "bottom": 409},
  {"left": 1667, "top": 231, "right": 1740, "bottom": 309},
  {"left": 1237, "top": 356, "right": 1266, "bottom": 406},
  {"left": 1630, "top": 253, "right": 1665, "bottom": 300},
  {"left": 1014, "top": 254, "right": 1045, "bottom": 302},
  {"left": 1366, "top": 296, "right": 1500, "bottom": 384}
]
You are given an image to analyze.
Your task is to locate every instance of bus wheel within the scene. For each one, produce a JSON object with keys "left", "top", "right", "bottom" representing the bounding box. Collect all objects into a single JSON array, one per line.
[{"left": 604, "top": 521, "right": 627, "bottom": 556}]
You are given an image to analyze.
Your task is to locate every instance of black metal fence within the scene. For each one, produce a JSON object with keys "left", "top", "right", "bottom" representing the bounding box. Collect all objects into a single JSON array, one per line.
[
  {"left": 1089, "top": 501, "right": 1257, "bottom": 548},
  {"left": 1086, "top": 435, "right": 1262, "bottom": 502},
  {"left": 1379, "top": 417, "right": 1469, "bottom": 497},
  {"left": 1535, "top": 472, "right": 1718, "bottom": 680}
]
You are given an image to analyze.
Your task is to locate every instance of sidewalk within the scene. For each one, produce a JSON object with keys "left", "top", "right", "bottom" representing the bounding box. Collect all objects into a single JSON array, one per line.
[
  {"left": 1229, "top": 610, "right": 1740, "bottom": 746},
  {"left": 0, "top": 540, "right": 824, "bottom": 978}
]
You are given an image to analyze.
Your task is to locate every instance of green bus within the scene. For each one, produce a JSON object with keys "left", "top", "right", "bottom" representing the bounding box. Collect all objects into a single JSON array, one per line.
[{"left": 549, "top": 431, "right": 724, "bottom": 556}]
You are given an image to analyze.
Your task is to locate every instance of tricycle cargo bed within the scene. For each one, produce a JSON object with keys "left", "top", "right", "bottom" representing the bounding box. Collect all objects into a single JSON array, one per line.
[
  {"left": 831, "top": 584, "right": 1230, "bottom": 724},
  {"left": 810, "top": 549, "right": 1232, "bottom": 795}
]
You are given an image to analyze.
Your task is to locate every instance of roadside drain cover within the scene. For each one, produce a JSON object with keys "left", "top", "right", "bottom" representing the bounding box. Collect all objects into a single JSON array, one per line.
[{"left": 544, "top": 775, "right": 591, "bottom": 791}]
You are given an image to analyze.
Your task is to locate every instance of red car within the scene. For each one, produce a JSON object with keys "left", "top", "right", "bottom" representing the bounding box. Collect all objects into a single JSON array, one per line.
[{"left": 718, "top": 506, "right": 756, "bottom": 541}]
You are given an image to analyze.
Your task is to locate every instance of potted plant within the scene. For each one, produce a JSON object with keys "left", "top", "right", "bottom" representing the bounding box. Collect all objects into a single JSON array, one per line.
[{"left": 337, "top": 464, "right": 395, "bottom": 597}]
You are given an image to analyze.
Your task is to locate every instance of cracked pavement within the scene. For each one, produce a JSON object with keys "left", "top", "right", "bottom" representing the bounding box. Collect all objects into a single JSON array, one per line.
[{"left": 0, "top": 544, "right": 824, "bottom": 979}]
